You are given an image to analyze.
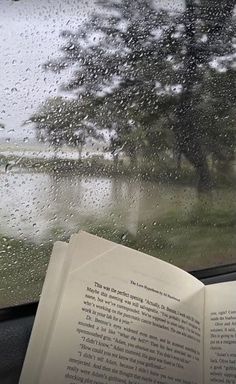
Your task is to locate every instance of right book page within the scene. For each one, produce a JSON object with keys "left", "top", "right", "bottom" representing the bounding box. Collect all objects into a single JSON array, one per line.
[{"left": 204, "top": 281, "right": 236, "bottom": 384}]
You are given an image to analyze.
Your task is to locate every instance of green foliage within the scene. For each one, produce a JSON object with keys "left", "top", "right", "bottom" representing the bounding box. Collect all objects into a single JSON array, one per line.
[
  {"left": 30, "top": 0, "right": 236, "bottom": 188},
  {"left": 26, "top": 97, "right": 104, "bottom": 152}
]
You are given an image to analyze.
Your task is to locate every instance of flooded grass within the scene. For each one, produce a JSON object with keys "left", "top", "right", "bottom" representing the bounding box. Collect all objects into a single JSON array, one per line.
[
  {"left": 87, "top": 205, "right": 236, "bottom": 271},
  {"left": 0, "top": 236, "right": 51, "bottom": 308},
  {"left": 0, "top": 170, "right": 235, "bottom": 308}
]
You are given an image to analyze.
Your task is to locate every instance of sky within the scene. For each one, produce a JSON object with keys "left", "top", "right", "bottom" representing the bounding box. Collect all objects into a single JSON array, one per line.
[{"left": 0, "top": 0, "right": 183, "bottom": 146}]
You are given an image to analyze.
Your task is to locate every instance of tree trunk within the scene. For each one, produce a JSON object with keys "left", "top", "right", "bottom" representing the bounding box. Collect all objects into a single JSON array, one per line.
[
  {"left": 175, "top": 0, "right": 236, "bottom": 192},
  {"left": 129, "top": 153, "right": 137, "bottom": 168},
  {"left": 173, "top": 148, "right": 182, "bottom": 171},
  {"left": 174, "top": 0, "right": 213, "bottom": 192},
  {"left": 128, "top": 145, "right": 138, "bottom": 169},
  {"left": 113, "top": 153, "right": 119, "bottom": 172},
  {"left": 78, "top": 143, "right": 83, "bottom": 160},
  {"left": 185, "top": 144, "right": 213, "bottom": 192}
]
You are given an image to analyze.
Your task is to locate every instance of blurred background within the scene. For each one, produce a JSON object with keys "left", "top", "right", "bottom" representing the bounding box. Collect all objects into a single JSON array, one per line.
[{"left": 0, "top": 0, "right": 236, "bottom": 307}]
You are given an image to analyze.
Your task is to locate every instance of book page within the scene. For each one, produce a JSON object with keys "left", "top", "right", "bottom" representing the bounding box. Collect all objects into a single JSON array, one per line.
[
  {"left": 21, "top": 232, "right": 121, "bottom": 384},
  {"left": 37, "top": 233, "right": 205, "bottom": 384},
  {"left": 68, "top": 231, "right": 120, "bottom": 271},
  {"left": 204, "top": 281, "right": 236, "bottom": 384},
  {"left": 19, "top": 241, "right": 68, "bottom": 384}
]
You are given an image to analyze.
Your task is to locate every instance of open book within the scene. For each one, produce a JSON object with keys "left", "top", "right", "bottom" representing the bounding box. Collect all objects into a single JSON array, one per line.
[{"left": 19, "top": 231, "right": 236, "bottom": 384}]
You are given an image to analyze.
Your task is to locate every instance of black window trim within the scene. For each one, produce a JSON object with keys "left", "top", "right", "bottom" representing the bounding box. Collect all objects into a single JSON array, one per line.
[{"left": 191, "top": 262, "right": 236, "bottom": 280}]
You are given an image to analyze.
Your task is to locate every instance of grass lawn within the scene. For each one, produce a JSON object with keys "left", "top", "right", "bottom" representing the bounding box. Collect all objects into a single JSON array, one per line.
[{"left": 0, "top": 202, "right": 235, "bottom": 308}]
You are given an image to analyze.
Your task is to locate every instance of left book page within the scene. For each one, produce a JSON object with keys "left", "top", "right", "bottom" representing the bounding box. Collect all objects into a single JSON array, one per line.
[
  {"left": 33, "top": 232, "right": 205, "bottom": 384},
  {"left": 19, "top": 232, "right": 115, "bottom": 384}
]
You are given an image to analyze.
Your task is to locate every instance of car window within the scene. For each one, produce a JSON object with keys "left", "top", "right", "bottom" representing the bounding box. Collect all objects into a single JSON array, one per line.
[{"left": 0, "top": 0, "right": 236, "bottom": 308}]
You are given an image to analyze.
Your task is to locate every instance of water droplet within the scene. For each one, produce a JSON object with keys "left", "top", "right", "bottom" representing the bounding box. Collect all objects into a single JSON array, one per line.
[{"left": 5, "top": 163, "right": 13, "bottom": 173}]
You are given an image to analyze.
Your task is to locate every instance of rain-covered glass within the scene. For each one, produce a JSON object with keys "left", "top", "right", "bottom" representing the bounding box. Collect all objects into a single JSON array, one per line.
[{"left": 0, "top": 0, "right": 236, "bottom": 307}]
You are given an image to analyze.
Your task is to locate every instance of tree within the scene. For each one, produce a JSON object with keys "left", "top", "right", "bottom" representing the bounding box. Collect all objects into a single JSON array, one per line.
[
  {"left": 172, "top": 0, "right": 236, "bottom": 190},
  {"left": 41, "top": 0, "right": 236, "bottom": 189},
  {"left": 27, "top": 97, "right": 103, "bottom": 158},
  {"left": 45, "top": 1, "right": 182, "bottom": 162},
  {"left": 197, "top": 70, "right": 236, "bottom": 165}
]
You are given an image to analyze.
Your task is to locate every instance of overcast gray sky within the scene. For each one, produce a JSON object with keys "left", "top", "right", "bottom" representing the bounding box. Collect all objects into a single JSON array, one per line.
[{"left": 0, "top": 0, "right": 183, "bottom": 145}]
